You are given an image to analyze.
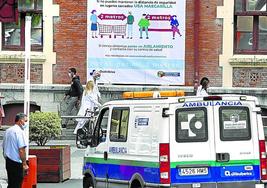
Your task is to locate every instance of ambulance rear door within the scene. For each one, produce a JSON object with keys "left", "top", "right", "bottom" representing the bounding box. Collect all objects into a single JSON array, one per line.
[
  {"left": 213, "top": 97, "right": 260, "bottom": 187},
  {"left": 169, "top": 99, "right": 216, "bottom": 186}
]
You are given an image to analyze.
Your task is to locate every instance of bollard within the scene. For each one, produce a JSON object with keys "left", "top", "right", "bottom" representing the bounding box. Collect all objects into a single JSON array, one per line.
[{"left": 22, "top": 155, "right": 37, "bottom": 188}]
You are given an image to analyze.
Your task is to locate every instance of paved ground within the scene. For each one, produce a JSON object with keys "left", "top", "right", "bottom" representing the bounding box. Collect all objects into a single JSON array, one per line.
[
  {"left": 0, "top": 139, "right": 85, "bottom": 188},
  {"left": 38, "top": 179, "right": 82, "bottom": 188}
]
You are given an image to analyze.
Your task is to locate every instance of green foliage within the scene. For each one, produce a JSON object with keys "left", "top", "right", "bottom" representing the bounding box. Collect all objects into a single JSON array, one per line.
[
  {"left": 25, "top": 0, "right": 33, "bottom": 6},
  {"left": 29, "top": 111, "right": 61, "bottom": 146},
  {"left": 31, "top": 14, "right": 42, "bottom": 27}
]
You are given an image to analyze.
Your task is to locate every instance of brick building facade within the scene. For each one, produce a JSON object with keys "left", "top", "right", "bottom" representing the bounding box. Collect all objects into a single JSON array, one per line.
[
  {"left": 53, "top": 0, "right": 87, "bottom": 84},
  {"left": 0, "top": 0, "right": 267, "bottom": 124},
  {"left": 1, "top": 0, "right": 265, "bottom": 87},
  {"left": 0, "top": 0, "right": 225, "bottom": 86}
]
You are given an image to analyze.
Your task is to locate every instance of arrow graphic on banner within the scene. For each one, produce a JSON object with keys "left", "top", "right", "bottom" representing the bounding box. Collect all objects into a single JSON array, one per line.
[
  {"left": 98, "top": 13, "right": 127, "bottom": 21},
  {"left": 145, "top": 14, "right": 174, "bottom": 32},
  {"left": 146, "top": 15, "right": 172, "bottom": 21}
]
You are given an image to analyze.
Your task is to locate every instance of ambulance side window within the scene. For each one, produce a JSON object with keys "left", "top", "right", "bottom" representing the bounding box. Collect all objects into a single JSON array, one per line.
[
  {"left": 219, "top": 106, "right": 251, "bottom": 141},
  {"left": 175, "top": 108, "right": 208, "bottom": 142},
  {"left": 110, "top": 108, "right": 129, "bottom": 142},
  {"left": 92, "top": 108, "right": 109, "bottom": 146}
]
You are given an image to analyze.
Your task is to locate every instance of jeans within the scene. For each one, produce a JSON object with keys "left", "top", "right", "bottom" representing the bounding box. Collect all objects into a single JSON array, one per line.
[
  {"left": 139, "top": 27, "right": 148, "bottom": 38},
  {"left": 127, "top": 24, "right": 133, "bottom": 38}
]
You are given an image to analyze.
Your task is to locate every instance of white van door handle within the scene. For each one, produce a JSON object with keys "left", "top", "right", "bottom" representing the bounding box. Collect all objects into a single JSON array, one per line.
[
  {"left": 104, "top": 151, "right": 108, "bottom": 160},
  {"left": 216, "top": 153, "right": 230, "bottom": 162}
]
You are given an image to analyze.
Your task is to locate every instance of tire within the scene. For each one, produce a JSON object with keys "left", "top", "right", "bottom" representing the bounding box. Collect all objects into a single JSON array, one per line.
[
  {"left": 83, "top": 176, "right": 94, "bottom": 188},
  {"left": 131, "top": 180, "right": 142, "bottom": 188}
]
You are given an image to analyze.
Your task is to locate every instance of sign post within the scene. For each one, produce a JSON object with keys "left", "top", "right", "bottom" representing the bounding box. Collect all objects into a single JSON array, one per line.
[{"left": 24, "top": 15, "right": 31, "bottom": 158}]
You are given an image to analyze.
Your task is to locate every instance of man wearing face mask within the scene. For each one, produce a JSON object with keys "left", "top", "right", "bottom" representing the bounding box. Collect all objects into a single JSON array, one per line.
[
  {"left": 61, "top": 68, "right": 84, "bottom": 128},
  {"left": 2, "top": 113, "right": 29, "bottom": 188}
]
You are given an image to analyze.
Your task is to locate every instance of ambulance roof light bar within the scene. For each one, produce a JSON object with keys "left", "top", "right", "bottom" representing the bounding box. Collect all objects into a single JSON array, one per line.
[
  {"left": 203, "top": 96, "right": 222, "bottom": 101},
  {"left": 122, "top": 90, "right": 185, "bottom": 99}
]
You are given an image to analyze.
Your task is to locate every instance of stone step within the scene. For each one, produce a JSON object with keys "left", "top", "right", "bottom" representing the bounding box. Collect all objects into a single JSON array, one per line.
[
  {"left": 61, "top": 130, "right": 75, "bottom": 140},
  {"left": 60, "top": 135, "right": 76, "bottom": 140}
]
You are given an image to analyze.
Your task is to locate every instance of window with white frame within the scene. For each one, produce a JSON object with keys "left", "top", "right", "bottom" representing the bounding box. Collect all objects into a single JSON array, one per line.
[{"left": 234, "top": 0, "right": 267, "bottom": 54}]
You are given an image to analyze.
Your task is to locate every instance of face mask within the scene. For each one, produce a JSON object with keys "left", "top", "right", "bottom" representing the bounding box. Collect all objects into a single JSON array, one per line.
[{"left": 22, "top": 123, "right": 28, "bottom": 130}]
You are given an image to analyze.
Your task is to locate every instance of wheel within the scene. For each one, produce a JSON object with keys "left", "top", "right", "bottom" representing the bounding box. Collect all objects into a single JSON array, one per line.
[
  {"left": 83, "top": 175, "right": 94, "bottom": 188},
  {"left": 131, "top": 180, "right": 142, "bottom": 188}
]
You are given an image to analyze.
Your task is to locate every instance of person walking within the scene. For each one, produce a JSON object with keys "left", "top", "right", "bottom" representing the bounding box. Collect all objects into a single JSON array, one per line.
[
  {"left": 74, "top": 80, "right": 101, "bottom": 134},
  {"left": 2, "top": 113, "right": 29, "bottom": 188},
  {"left": 170, "top": 15, "right": 182, "bottom": 39},
  {"left": 61, "top": 68, "right": 83, "bottom": 128},
  {"left": 196, "top": 77, "right": 210, "bottom": 96}
]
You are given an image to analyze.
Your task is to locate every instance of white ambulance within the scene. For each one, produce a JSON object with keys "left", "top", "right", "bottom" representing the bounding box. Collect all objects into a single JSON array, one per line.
[{"left": 77, "top": 91, "right": 267, "bottom": 188}]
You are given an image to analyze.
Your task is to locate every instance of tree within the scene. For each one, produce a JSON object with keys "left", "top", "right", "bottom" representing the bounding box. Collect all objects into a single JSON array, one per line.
[{"left": 29, "top": 111, "right": 61, "bottom": 146}]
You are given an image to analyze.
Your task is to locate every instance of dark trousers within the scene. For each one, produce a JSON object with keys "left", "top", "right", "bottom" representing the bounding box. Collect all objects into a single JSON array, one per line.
[
  {"left": 6, "top": 157, "right": 24, "bottom": 188},
  {"left": 60, "top": 96, "right": 79, "bottom": 125}
]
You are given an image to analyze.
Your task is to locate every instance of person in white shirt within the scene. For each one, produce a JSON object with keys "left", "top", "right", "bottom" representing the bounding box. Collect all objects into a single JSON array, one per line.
[
  {"left": 2, "top": 113, "right": 29, "bottom": 188},
  {"left": 92, "top": 70, "right": 101, "bottom": 103},
  {"left": 74, "top": 80, "right": 101, "bottom": 134},
  {"left": 196, "top": 77, "right": 210, "bottom": 96}
]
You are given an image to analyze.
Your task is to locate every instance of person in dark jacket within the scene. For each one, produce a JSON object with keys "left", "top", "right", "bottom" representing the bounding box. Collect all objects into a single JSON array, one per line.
[{"left": 61, "top": 68, "right": 83, "bottom": 128}]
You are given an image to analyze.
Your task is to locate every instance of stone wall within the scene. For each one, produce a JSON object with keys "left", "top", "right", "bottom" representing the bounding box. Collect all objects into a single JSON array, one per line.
[
  {"left": 0, "top": 64, "right": 43, "bottom": 83},
  {"left": 233, "top": 67, "right": 267, "bottom": 88},
  {"left": 1, "top": 84, "right": 267, "bottom": 114}
]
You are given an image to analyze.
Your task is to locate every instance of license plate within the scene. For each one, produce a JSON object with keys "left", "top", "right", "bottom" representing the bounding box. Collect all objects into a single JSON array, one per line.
[{"left": 180, "top": 167, "right": 208, "bottom": 176}]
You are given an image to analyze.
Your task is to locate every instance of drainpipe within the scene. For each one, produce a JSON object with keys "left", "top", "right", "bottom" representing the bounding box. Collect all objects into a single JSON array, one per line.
[{"left": 193, "top": 0, "right": 200, "bottom": 93}]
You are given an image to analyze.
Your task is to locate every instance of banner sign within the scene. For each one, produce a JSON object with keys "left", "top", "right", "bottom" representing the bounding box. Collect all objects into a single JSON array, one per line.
[{"left": 87, "top": 0, "right": 186, "bottom": 85}]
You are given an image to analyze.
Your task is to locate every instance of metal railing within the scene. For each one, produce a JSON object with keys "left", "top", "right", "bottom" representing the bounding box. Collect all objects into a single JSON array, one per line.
[{"left": 263, "top": 116, "right": 267, "bottom": 127}]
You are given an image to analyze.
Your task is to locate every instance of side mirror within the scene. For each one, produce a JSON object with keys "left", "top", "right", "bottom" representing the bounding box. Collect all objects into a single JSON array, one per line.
[{"left": 76, "top": 128, "right": 92, "bottom": 149}]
